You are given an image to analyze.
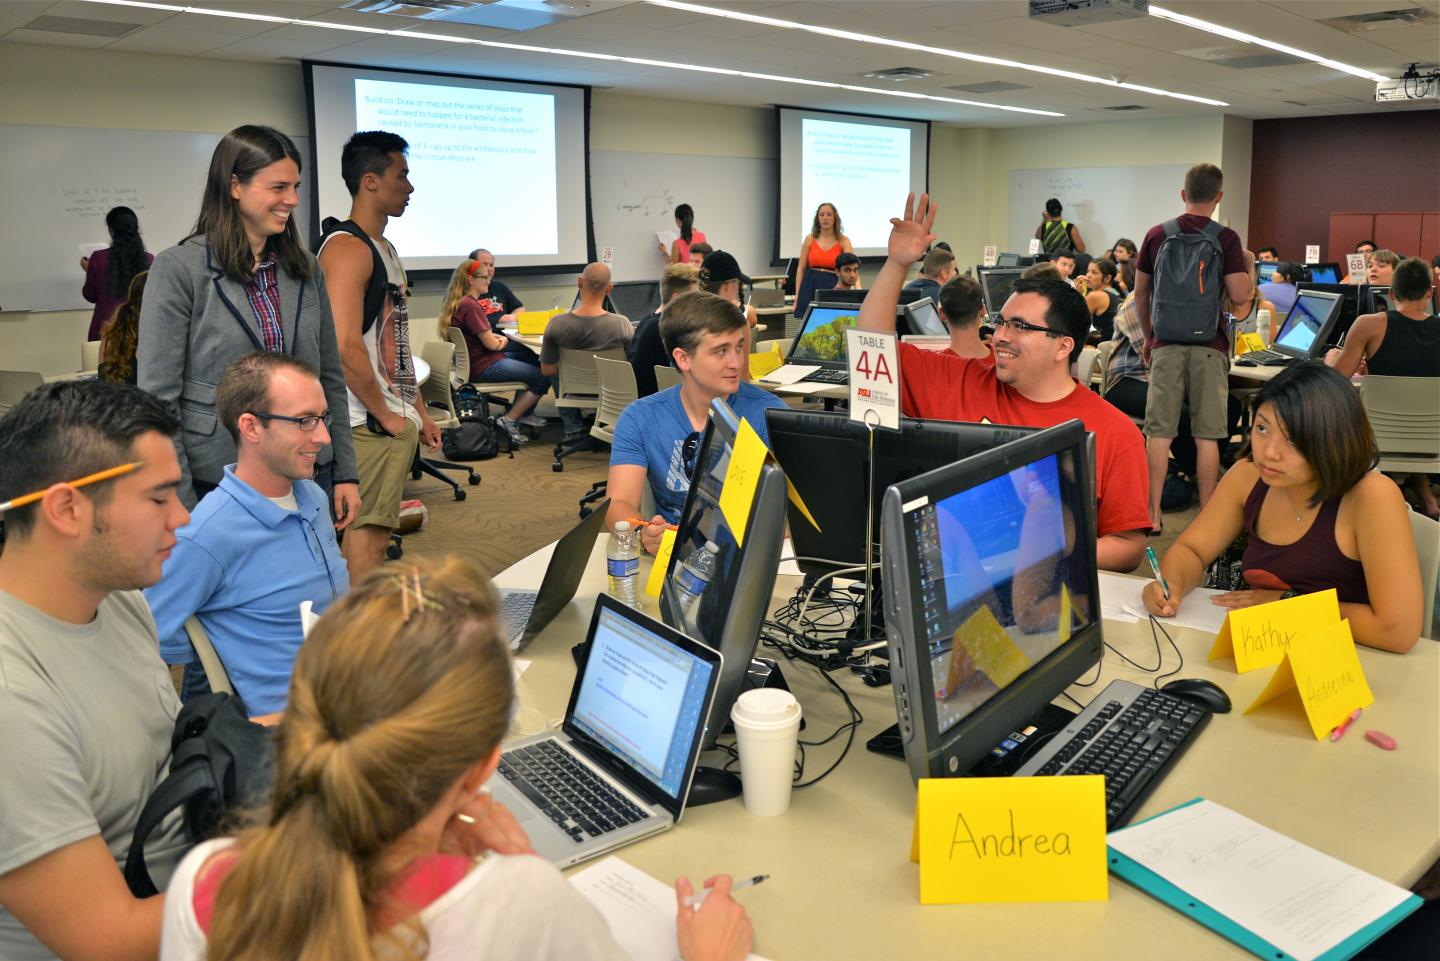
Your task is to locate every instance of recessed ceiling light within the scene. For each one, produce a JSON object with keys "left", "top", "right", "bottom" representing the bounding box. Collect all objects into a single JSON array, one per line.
[
  {"left": 1148, "top": 5, "right": 1388, "bottom": 83},
  {"left": 77, "top": 0, "right": 1065, "bottom": 116},
  {"left": 644, "top": 0, "right": 1228, "bottom": 107}
]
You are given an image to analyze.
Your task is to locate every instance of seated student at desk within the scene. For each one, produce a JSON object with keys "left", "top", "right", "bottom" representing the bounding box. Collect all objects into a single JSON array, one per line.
[
  {"left": 834, "top": 251, "right": 863, "bottom": 291},
  {"left": 859, "top": 194, "right": 1151, "bottom": 572},
  {"left": 160, "top": 555, "right": 754, "bottom": 961},
  {"left": 1259, "top": 260, "right": 1301, "bottom": 319},
  {"left": 687, "top": 241, "right": 712, "bottom": 270},
  {"left": 1227, "top": 250, "right": 1278, "bottom": 345},
  {"left": 937, "top": 275, "right": 992, "bottom": 361},
  {"left": 1366, "top": 249, "right": 1399, "bottom": 287},
  {"left": 630, "top": 263, "right": 699, "bottom": 398},
  {"left": 606, "top": 291, "right": 785, "bottom": 554},
  {"left": 1143, "top": 362, "right": 1422, "bottom": 653},
  {"left": 1078, "top": 256, "right": 1121, "bottom": 342},
  {"left": 1325, "top": 257, "right": 1440, "bottom": 519},
  {"left": 439, "top": 259, "right": 548, "bottom": 447}
]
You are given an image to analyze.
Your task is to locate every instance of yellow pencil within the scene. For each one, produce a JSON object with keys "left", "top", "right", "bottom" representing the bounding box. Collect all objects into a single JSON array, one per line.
[{"left": 0, "top": 461, "right": 143, "bottom": 514}]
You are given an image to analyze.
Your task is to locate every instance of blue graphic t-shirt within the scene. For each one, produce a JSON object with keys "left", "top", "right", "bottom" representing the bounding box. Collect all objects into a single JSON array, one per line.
[{"left": 609, "top": 382, "right": 786, "bottom": 523}]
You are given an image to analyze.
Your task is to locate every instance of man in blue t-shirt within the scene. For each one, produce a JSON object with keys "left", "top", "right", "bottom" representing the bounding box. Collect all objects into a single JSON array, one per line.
[{"left": 607, "top": 290, "right": 785, "bottom": 555}]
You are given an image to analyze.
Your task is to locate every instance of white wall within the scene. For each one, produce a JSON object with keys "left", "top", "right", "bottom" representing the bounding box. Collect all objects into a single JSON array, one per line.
[{"left": 0, "top": 41, "right": 1253, "bottom": 376}]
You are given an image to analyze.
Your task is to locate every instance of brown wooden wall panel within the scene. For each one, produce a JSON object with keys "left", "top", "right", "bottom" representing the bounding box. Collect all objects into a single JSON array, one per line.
[
  {"left": 1328, "top": 213, "right": 1375, "bottom": 262},
  {"left": 1250, "top": 113, "right": 1440, "bottom": 262},
  {"left": 1374, "top": 213, "right": 1423, "bottom": 256},
  {"left": 1419, "top": 214, "right": 1439, "bottom": 263}
]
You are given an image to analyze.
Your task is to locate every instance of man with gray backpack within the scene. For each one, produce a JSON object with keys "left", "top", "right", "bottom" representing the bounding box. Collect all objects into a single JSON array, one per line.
[{"left": 1134, "top": 163, "right": 1251, "bottom": 529}]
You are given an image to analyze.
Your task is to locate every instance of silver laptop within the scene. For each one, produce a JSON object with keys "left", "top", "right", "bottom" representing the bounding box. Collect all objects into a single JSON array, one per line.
[
  {"left": 499, "top": 503, "right": 609, "bottom": 651},
  {"left": 764, "top": 303, "right": 857, "bottom": 386},
  {"left": 490, "top": 594, "right": 723, "bottom": 868}
]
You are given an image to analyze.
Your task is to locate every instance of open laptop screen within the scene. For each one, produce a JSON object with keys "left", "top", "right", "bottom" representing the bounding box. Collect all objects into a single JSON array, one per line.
[
  {"left": 790, "top": 305, "right": 858, "bottom": 365},
  {"left": 1274, "top": 290, "right": 1340, "bottom": 355},
  {"left": 569, "top": 603, "right": 716, "bottom": 800}
]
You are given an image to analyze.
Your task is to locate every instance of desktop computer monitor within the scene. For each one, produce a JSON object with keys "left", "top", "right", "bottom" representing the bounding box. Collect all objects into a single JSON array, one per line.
[
  {"left": 766, "top": 410, "right": 1038, "bottom": 578},
  {"left": 880, "top": 420, "right": 1103, "bottom": 783},
  {"left": 1305, "top": 263, "right": 1341, "bottom": 284},
  {"left": 1366, "top": 285, "right": 1391, "bottom": 315},
  {"left": 790, "top": 303, "right": 858, "bottom": 366},
  {"left": 1294, "top": 282, "right": 1360, "bottom": 347},
  {"left": 1270, "top": 289, "right": 1344, "bottom": 359},
  {"left": 1256, "top": 262, "right": 1279, "bottom": 284},
  {"left": 996, "top": 253, "right": 1022, "bottom": 268},
  {"left": 813, "top": 287, "right": 867, "bottom": 307},
  {"left": 902, "top": 297, "right": 947, "bottom": 337},
  {"left": 660, "top": 397, "right": 787, "bottom": 742},
  {"left": 978, "top": 267, "right": 1023, "bottom": 317}
]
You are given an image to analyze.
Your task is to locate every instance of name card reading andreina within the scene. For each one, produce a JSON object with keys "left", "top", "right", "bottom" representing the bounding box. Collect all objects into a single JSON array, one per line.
[
  {"left": 1209, "top": 589, "right": 1339, "bottom": 673},
  {"left": 911, "top": 776, "right": 1108, "bottom": 904},
  {"left": 1245, "top": 618, "right": 1375, "bottom": 740}
]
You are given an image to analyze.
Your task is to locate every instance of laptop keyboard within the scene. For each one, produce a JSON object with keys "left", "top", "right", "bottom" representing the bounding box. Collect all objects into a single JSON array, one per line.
[
  {"left": 500, "top": 591, "right": 537, "bottom": 641},
  {"left": 1018, "top": 680, "right": 1211, "bottom": 828},
  {"left": 1239, "top": 349, "right": 1293, "bottom": 366},
  {"left": 800, "top": 367, "right": 848, "bottom": 385},
  {"left": 498, "top": 740, "right": 648, "bottom": 843}
]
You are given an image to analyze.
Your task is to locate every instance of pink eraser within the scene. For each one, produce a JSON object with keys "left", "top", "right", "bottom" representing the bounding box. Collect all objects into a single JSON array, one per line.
[{"left": 1364, "top": 730, "right": 1396, "bottom": 750}]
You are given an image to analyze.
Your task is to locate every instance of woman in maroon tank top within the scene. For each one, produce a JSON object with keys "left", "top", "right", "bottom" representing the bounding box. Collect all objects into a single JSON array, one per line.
[{"left": 1142, "top": 362, "right": 1422, "bottom": 653}]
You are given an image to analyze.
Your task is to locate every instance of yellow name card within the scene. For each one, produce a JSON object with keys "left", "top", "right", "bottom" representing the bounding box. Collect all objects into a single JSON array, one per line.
[
  {"left": 1210, "top": 589, "right": 1340, "bottom": 673},
  {"left": 516, "top": 308, "right": 561, "bottom": 335},
  {"left": 1245, "top": 619, "right": 1375, "bottom": 740},
  {"left": 749, "top": 349, "right": 784, "bottom": 381},
  {"left": 717, "top": 418, "right": 768, "bottom": 547},
  {"left": 644, "top": 527, "right": 678, "bottom": 598},
  {"left": 1235, "top": 332, "right": 1268, "bottom": 355},
  {"left": 912, "top": 776, "right": 1108, "bottom": 904}
]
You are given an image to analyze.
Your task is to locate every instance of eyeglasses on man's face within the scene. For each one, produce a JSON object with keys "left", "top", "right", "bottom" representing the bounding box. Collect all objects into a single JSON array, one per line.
[
  {"left": 992, "top": 316, "right": 1062, "bottom": 337},
  {"left": 250, "top": 410, "right": 333, "bottom": 431}
]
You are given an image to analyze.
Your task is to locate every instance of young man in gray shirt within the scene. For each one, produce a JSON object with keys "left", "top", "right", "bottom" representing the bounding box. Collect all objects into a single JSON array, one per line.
[{"left": 0, "top": 381, "right": 192, "bottom": 961}]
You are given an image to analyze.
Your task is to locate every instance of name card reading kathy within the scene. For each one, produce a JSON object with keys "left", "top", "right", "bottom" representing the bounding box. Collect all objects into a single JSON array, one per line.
[
  {"left": 912, "top": 776, "right": 1108, "bottom": 904},
  {"left": 1209, "top": 589, "right": 1339, "bottom": 673},
  {"left": 1245, "top": 619, "right": 1375, "bottom": 740}
]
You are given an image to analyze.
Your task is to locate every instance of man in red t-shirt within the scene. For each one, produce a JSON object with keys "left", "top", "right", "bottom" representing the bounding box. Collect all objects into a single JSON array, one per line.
[
  {"left": 858, "top": 194, "right": 1150, "bottom": 572},
  {"left": 1134, "top": 164, "right": 1250, "bottom": 528}
]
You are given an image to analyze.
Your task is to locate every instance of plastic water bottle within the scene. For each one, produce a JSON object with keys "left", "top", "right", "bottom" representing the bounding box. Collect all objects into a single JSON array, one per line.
[
  {"left": 672, "top": 541, "right": 719, "bottom": 631},
  {"left": 1257, "top": 309, "right": 1273, "bottom": 347},
  {"left": 606, "top": 522, "right": 640, "bottom": 607}
]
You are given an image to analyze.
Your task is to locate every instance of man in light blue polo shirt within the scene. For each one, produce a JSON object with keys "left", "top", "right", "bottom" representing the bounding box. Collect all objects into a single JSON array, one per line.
[
  {"left": 606, "top": 290, "right": 785, "bottom": 555},
  {"left": 146, "top": 353, "right": 348, "bottom": 716}
]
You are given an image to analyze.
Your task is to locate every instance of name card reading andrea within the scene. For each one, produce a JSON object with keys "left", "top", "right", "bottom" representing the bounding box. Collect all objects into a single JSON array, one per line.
[
  {"left": 1209, "top": 589, "right": 1339, "bottom": 673},
  {"left": 912, "top": 775, "right": 1108, "bottom": 904}
]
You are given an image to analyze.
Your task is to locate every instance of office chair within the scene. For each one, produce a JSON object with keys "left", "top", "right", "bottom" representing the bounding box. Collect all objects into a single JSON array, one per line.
[
  {"left": 578, "top": 356, "right": 640, "bottom": 515},
  {"left": 414, "top": 340, "right": 481, "bottom": 501},
  {"left": 552, "top": 348, "right": 625, "bottom": 472}
]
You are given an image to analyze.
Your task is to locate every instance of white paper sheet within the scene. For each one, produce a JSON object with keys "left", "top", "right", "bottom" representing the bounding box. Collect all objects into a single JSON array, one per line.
[
  {"left": 760, "top": 363, "right": 821, "bottom": 386},
  {"left": 569, "top": 856, "right": 771, "bottom": 961},
  {"left": 1097, "top": 572, "right": 1229, "bottom": 635},
  {"left": 513, "top": 658, "right": 531, "bottom": 681},
  {"left": 656, "top": 229, "right": 679, "bottom": 249},
  {"left": 79, "top": 242, "right": 108, "bottom": 258},
  {"left": 773, "top": 381, "right": 835, "bottom": 395},
  {"left": 1108, "top": 800, "right": 1414, "bottom": 961}
]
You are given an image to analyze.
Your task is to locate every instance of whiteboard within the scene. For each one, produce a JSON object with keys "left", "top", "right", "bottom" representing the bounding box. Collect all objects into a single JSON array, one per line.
[
  {"left": 0, "top": 124, "right": 311, "bottom": 313},
  {"left": 589, "top": 150, "right": 774, "bottom": 284},
  {"left": 1007, "top": 164, "right": 1191, "bottom": 256}
]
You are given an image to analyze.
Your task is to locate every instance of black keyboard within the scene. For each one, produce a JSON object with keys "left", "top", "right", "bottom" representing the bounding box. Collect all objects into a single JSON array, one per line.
[
  {"left": 498, "top": 740, "right": 648, "bottom": 843},
  {"left": 800, "top": 367, "right": 848, "bottom": 385},
  {"left": 1014, "top": 680, "right": 1211, "bottom": 828},
  {"left": 1237, "top": 349, "right": 1293, "bottom": 366}
]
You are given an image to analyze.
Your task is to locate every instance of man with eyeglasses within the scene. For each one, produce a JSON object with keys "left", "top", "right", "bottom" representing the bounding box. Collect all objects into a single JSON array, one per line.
[
  {"left": 859, "top": 194, "right": 1150, "bottom": 573},
  {"left": 146, "top": 353, "right": 348, "bottom": 717}
]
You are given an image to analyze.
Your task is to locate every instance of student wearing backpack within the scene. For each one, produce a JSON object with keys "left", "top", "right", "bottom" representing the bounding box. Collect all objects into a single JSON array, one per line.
[
  {"left": 1134, "top": 163, "right": 1251, "bottom": 529},
  {"left": 1033, "top": 198, "right": 1086, "bottom": 255},
  {"left": 0, "top": 381, "right": 191, "bottom": 961}
]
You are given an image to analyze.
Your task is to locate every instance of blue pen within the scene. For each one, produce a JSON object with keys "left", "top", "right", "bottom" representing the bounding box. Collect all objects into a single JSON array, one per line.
[{"left": 1145, "top": 546, "right": 1171, "bottom": 601}]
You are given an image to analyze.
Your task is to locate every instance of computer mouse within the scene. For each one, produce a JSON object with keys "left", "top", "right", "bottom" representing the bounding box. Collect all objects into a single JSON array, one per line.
[
  {"left": 686, "top": 766, "right": 743, "bottom": 807},
  {"left": 1160, "top": 678, "right": 1232, "bottom": 714}
]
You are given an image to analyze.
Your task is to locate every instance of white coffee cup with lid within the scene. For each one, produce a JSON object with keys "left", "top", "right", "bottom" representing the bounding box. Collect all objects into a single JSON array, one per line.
[{"left": 730, "top": 688, "right": 802, "bottom": 816}]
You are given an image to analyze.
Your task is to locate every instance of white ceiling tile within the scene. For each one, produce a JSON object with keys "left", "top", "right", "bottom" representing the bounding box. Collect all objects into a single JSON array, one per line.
[
  {"left": 0, "top": 1, "right": 59, "bottom": 36},
  {"left": 5, "top": 27, "right": 112, "bottom": 47}
]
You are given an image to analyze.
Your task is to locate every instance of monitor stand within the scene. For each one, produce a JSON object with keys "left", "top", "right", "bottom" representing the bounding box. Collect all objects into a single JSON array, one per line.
[
  {"left": 864, "top": 702, "right": 1076, "bottom": 777},
  {"left": 690, "top": 657, "right": 802, "bottom": 808}
]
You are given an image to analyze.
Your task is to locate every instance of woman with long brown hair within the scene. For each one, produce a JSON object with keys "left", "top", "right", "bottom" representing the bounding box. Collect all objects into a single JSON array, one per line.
[
  {"left": 159, "top": 555, "right": 753, "bottom": 961},
  {"left": 138, "top": 124, "right": 358, "bottom": 516}
]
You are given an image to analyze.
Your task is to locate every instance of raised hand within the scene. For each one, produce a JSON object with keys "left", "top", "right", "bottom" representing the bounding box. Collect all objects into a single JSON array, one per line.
[{"left": 886, "top": 192, "right": 938, "bottom": 268}]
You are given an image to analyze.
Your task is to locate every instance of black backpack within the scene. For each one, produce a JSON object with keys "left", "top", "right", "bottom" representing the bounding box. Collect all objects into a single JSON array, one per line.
[
  {"left": 124, "top": 693, "right": 275, "bottom": 897},
  {"left": 1151, "top": 219, "right": 1226, "bottom": 344},
  {"left": 319, "top": 217, "right": 386, "bottom": 335},
  {"left": 441, "top": 385, "right": 502, "bottom": 460}
]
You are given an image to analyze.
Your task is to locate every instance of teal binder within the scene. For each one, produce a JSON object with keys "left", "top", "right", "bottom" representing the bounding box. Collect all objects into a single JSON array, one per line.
[{"left": 1107, "top": 798, "right": 1423, "bottom": 961}]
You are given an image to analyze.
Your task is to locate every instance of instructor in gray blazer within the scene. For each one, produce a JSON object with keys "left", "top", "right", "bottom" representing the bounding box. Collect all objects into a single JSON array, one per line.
[{"left": 138, "top": 125, "right": 359, "bottom": 521}]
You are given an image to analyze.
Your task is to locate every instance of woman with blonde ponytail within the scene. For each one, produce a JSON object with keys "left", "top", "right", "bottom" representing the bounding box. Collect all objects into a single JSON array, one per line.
[{"left": 159, "top": 555, "right": 754, "bottom": 961}]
